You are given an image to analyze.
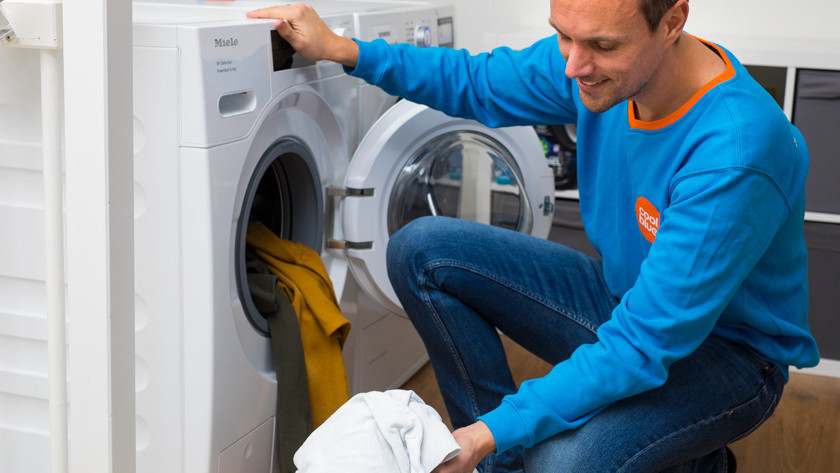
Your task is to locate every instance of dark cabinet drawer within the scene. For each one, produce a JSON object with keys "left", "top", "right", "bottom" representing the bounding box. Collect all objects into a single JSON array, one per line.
[{"left": 793, "top": 69, "right": 840, "bottom": 214}]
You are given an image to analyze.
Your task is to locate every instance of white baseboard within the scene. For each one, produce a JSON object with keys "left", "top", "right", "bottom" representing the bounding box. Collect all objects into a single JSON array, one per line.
[{"left": 792, "top": 358, "right": 840, "bottom": 379}]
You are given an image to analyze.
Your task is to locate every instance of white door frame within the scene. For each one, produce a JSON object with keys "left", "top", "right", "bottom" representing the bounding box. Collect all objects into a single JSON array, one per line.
[{"left": 64, "top": 0, "right": 135, "bottom": 471}]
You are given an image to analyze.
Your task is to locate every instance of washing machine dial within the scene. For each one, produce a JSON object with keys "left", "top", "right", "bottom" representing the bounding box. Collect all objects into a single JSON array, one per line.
[{"left": 414, "top": 26, "right": 432, "bottom": 47}]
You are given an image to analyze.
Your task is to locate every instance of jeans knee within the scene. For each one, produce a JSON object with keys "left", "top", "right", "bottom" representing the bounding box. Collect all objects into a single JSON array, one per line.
[
  {"left": 524, "top": 438, "right": 606, "bottom": 473},
  {"left": 388, "top": 216, "right": 430, "bottom": 264},
  {"left": 386, "top": 216, "right": 438, "bottom": 289}
]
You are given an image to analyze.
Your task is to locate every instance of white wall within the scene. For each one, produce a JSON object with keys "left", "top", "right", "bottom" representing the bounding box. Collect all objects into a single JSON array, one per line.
[
  {"left": 686, "top": 0, "right": 840, "bottom": 42},
  {"left": 432, "top": 0, "right": 840, "bottom": 53},
  {"left": 427, "top": 0, "right": 553, "bottom": 52}
]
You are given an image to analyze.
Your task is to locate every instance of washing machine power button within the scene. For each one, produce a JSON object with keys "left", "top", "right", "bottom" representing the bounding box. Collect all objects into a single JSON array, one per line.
[{"left": 414, "top": 26, "right": 432, "bottom": 47}]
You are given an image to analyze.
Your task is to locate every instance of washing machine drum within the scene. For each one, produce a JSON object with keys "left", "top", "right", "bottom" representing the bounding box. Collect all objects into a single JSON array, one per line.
[
  {"left": 386, "top": 130, "right": 534, "bottom": 233},
  {"left": 235, "top": 137, "right": 324, "bottom": 336}
]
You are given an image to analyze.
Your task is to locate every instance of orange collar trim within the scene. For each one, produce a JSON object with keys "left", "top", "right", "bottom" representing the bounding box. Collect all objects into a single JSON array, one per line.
[{"left": 627, "top": 36, "right": 735, "bottom": 131}]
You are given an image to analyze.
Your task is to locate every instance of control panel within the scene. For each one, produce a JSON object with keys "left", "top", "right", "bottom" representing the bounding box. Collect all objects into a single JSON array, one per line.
[
  {"left": 354, "top": 6, "right": 453, "bottom": 48},
  {"left": 133, "top": 2, "right": 358, "bottom": 147}
]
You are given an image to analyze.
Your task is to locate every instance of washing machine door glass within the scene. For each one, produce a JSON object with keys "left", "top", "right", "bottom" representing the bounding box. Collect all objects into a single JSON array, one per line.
[
  {"left": 341, "top": 100, "right": 555, "bottom": 313},
  {"left": 387, "top": 130, "right": 532, "bottom": 233}
]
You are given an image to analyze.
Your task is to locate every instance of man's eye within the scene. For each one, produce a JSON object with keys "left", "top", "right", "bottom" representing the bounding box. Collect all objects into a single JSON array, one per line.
[{"left": 594, "top": 43, "right": 616, "bottom": 52}]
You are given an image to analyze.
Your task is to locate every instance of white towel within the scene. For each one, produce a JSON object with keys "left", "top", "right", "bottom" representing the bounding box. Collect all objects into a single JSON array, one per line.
[{"left": 293, "top": 389, "right": 476, "bottom": 473}]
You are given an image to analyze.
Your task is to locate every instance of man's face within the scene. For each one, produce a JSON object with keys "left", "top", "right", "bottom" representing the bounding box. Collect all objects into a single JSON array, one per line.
[{"left": 550, "top": 0, "right": 669, "bottom": 113}]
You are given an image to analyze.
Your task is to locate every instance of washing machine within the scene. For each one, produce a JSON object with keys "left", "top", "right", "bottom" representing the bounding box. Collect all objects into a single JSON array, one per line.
[
  {"left": 131, "top": 1, "right": 389, "bottom": 472},
  {"left": 335, "top": 4, "right": 557, "bottom": 393}
]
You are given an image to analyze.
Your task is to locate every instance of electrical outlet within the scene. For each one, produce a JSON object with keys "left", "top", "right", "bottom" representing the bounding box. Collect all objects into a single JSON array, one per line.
[
  {"left": 0, "top": 4, "right": 17, "bottom": 44},
  {"left": 0, "top": 0, "right": 61, "bottom": 49}
]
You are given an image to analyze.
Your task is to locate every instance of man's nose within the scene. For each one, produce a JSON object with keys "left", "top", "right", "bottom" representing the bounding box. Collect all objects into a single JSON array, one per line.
[{"left": 564, "top": 43, "right": 595, "bottom": 79}]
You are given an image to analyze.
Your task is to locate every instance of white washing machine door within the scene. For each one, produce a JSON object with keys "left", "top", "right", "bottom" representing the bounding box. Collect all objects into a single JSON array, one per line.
[{"left": 339, "top": 100, "right": 555, "bottom": 313}]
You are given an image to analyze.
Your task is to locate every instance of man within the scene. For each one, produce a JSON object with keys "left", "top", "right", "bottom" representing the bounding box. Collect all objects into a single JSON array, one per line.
[{"left": 248, "top": 1, "right": 819, "bottom": 472}]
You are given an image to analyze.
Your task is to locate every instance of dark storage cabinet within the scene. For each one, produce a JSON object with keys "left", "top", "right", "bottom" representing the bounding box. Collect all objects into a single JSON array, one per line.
[
  {"left": 793, "top": 69, "right": 840, "bottom": 215},
  {"left": 745, "top": 65, "right": 788, "bottom": 109},
  {"left": 805, "top": 221, "right": 840, "bottom": 360},
  {"left": 548, "top": 198, "right": 600, "bottom": 260}
]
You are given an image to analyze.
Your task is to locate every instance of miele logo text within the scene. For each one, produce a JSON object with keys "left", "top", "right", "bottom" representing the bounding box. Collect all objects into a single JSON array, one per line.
[
  {"left": 635, "top": 196, "right": 660, "bottom": 243},
  {"left": 377, "top": 31, "right": 391, "bottom": 38},
  {"left": 214, "top": 37, "right": 239, "bottom": 48}
]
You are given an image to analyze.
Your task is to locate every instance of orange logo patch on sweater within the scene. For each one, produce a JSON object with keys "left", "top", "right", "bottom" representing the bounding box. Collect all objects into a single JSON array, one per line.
[{"left": 636, "top": 197, "right": 659, "bottom": 243}]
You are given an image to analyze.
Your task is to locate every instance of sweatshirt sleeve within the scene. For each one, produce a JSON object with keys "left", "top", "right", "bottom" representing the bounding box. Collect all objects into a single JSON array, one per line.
[
  {"left": 344, "top": 36, "right": 579, "bottom": 128},
  {"left": 480, "top": 168, "right": 793, "bottom": 452}
]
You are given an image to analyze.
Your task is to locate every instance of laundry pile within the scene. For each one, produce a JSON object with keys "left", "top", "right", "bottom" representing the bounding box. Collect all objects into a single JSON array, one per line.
[
  {"left": 294, "top": 389, "right": 476, "bottom": 473},
  {"left": 245, "top": 221, "right": 351, "bottom": 473}
]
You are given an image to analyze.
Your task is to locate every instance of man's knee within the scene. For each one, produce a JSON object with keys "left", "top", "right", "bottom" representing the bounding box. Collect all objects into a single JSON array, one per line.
[
  {"left": 386, "top": 216, "right": 443, "bottom": 290},
  {"left": 524, "top": 436, "right": 607, "bottom": 473},
  {"left": 386, "top": 216, "right": 469, "bottom": 268},
  {"left": 387, "top": 216, "right": 435, "bottom": 270}
]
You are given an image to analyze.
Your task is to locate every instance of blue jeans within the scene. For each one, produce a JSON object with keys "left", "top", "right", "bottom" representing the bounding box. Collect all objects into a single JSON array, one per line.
[{"left": 386, "top": 216, "right": 785, "bottom": 473}]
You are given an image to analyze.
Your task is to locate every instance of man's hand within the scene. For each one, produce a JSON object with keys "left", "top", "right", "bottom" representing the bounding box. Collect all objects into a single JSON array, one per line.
[
  {"left": 433, "top": 421, "right": 497, "bottom": 473},
  {"left": 246, "top": 4, "right": 359, "bottom": 67}
]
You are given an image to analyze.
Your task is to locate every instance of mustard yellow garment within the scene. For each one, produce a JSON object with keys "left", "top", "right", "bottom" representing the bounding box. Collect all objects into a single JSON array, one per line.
[{"left": 246, "top": 221, "right": 351, "bottom": 428}]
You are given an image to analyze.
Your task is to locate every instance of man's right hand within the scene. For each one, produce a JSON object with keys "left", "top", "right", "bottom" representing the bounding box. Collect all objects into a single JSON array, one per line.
[
  {"left": 433, "top": 421, "right": 497, "bottom": 473},
  {"left": 246, "top": 4, "right": 360, "bottom": 68}
]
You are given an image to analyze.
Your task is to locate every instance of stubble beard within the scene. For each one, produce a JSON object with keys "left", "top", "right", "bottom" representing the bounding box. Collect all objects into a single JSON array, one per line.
[
  {"left": 578, "top": 85, "right": 624, "bottom": 113},
  {"left": 578, "top": 56, "right": 661, "bottom": 114}
]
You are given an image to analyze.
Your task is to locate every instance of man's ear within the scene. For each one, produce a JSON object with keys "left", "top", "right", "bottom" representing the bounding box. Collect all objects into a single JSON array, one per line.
[{"left": 662, "top": 0, "right": 689, "bottom": 44}]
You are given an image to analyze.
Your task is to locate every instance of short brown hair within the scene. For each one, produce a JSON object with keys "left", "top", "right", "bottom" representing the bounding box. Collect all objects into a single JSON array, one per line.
[{"left": 639, "top": 0, "right": 684, "bottom": 32}]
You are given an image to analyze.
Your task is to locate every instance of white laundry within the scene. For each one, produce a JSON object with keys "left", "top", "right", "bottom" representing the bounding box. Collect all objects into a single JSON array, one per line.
[{"left": 293, "top": 389, "right": 477, "bottom": 473}]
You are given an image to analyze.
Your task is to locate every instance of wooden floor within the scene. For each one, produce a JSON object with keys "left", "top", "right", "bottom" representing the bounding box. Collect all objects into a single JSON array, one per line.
[{"left": 401, "top": 336, "right": 840, "bottom": 472}]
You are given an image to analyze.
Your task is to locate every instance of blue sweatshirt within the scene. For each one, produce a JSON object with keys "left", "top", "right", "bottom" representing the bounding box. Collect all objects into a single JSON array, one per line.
[{"left": 345, "top": 35, "right": 820, "bottom": 453}]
